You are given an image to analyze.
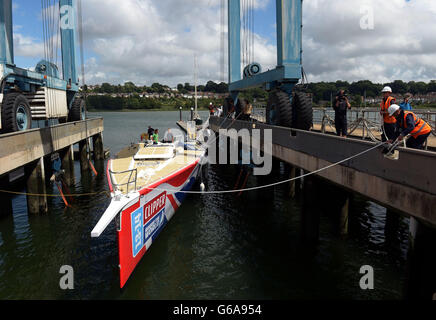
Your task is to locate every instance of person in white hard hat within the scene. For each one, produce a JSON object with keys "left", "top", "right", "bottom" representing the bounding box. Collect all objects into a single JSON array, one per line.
[
  {"left": 208, "top": 102, "right": 215, "bottom": 116},
  {"left": 380, "top": 86, "right": 397, "bottom": 142},
  {"left": 387, "top": 104, "right": 432, "bottom": 149}
]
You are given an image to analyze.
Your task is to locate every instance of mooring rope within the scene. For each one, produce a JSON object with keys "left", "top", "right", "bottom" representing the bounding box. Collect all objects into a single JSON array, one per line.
[
  {"left": 0, "top": 141, "right": 386, "bottom": 197},
  {"left": 0, "top": 189, "right": 110, "bottom": 198},
  {"left": 141, "top": 141, "right": 387, "bottom": 195}
]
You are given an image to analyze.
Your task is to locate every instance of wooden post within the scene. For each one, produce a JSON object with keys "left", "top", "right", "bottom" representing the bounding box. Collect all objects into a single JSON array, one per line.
[
  {"left": 272, "top": 157, "right": 281, "bottom": 177},
  {"left": 405, "top": 217, "right": 436, "bottom": 299},
  {"left": 301, "top": 174, "right": 320, "bottom": 244},
  {"left": 295, "top": 168, "right": 302, "bottom": 193},
  {"left": 289, "top": 164, "right": 296, "bottom": 198},
  {"left": 60, "top": 145, "right": 75, "bottom": 186},
  {"left": 79, "top": 141, "right": 90, "bottom": 172},
  {"left": 0, "top": 174, "right": 13, "bottom": 218},
  {"left": 25, "top": 157, "right": 48, "bottom": 214},
  {"left": 92, "top": 133, "right": 104, "bottom": 161},
  {"left": 339, "top": 195, "right": 349, "bottom": 235},
  {"left": 179, "top": 107, "right": 183, "bottom": 121},
  {"left": 384, "top": 209, "right": 399, "bottom": 240}
]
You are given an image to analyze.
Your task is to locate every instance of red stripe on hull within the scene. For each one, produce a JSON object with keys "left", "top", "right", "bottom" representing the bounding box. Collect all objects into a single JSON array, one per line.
[
  {"left": 139, "top": 160, "right": 199, "bottom": 196},
  {"left": 117, "top": 160, "right": 200, "bottom": 288}
]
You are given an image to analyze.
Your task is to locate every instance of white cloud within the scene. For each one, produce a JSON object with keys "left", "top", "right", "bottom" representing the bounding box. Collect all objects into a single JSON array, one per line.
[
  {"left": 13, "top": 33, "right": 44, "bottom": 58},
  {"left": 81, "top": 0, "right": 276, "bottom": 86},
  {"left": 302, "top": 0, "right": 436, "bottom": 83},
  {"left": 12, "top": 0, "right": 436, "bottom": 86}
]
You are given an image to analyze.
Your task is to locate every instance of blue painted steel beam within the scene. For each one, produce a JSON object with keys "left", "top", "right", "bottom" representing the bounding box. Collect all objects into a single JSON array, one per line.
[
  {"left": 229, "top": 67, "right": 299, "bottom": 91},
  {"left": 0, "top": 0, "right": 14, "bottom": 65},
  {"left": 2, "top": 64, "right": 67, "bottom": 90},
  {"left": 60, "top": 0, "right": 78, "bottom": 86},
  {"left": 227, "top": 0, "right": 302, "bottom": 93},
  {"left": 276, "top": 0, "right": 302, "bottom": 68},
  {"left": 228, "top": 0, "right": 241, "bottom": 84}
]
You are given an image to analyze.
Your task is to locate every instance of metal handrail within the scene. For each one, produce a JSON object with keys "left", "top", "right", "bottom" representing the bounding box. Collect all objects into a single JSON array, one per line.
[
  {"left": 109, "top": 168, "right": 138, "bottom": 193},
  {"left": 252, "top": 106, "right": 436, "bottom": 143}
]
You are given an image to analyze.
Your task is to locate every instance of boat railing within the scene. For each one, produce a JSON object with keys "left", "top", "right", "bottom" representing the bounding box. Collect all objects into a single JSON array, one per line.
[{"left": 108, "top": 168, "right": 138, "bottom": 194}]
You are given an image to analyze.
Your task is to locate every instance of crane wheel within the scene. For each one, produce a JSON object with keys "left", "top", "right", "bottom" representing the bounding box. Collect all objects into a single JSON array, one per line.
[
  {"left": 291, "top": 91, "right": 313, "bottom": 130},
  {"left": 68, "top": 97, "right": 86, "bottom": 122},
  {"left": 266, "top": 90, "right": 312, "bottom": 130},
  {"left": 1, "top": 93, "right": 32, "bottom": 133},
  {"left": 267, "top": 90, "right": 292, "bottom": 127}
]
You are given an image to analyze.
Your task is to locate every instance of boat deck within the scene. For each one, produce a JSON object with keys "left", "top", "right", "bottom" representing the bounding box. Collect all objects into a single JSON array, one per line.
[{"left": 109, "top": 143, "right": 203, "bottom": 194}]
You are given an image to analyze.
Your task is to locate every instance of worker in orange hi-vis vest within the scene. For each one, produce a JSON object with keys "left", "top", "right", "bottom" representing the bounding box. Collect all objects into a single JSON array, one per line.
[
  {"left": 387, "top": 104, "right": 432, "bottom": 150},
  {"left": 380, "top": 86, "right": 397, "bottom": 142}
]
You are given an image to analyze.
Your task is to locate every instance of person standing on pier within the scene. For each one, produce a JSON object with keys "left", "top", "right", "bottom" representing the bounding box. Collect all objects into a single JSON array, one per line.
[
  {"left": 208, "top": 102, "right": 215, "bottom": 116},
  {"left": 333, "top": 90, "right": 351, "bottom": 137},
  {"left": 400, "top": 93, "right": 413, "bottom": 111},
  {"left": 380, "top": 86, "right": 397, "bottom": 141},
  {"left": 387, "top": 104, "right": 432, "bottom": 149},
  {"left": 241, "top": 99, "right": 253, "bottom": 121}
]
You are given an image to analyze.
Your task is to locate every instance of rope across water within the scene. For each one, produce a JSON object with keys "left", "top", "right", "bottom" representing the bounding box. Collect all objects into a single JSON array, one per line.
[{"left": 0, "top": 142, "right": 387, "bottom": 197}]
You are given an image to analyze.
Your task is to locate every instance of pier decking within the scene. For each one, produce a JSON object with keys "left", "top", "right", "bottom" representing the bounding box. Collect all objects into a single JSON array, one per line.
[
  {"left": 0, "top": 118, "right": 104, "bottom": 215},
  {"left": 0, "top": 118, "right": 104, "bottom": 176}
]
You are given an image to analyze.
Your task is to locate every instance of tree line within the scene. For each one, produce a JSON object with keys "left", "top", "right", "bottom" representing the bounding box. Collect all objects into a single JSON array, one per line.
[
  {"left": 85, "top": 80, "right": 230, "bottom": 94},
  {"left": 302, "top": 80, "right": 436, "bottom": 104},
  {"left": 85, "top": 79, "right": 436, "bottom": 111},
  {"left": 86, "top": 95, "right": 226, "bottom": 111}
]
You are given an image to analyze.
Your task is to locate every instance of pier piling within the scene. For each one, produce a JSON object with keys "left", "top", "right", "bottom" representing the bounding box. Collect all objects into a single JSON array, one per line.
[
  {"left": 406, "top": 217, "right": 436, "bottom": 299},
  {"left": 301, "top": 174, "right": 320, "bottom": 244},
  {"left": 79, "top": 141, "right": 90, "bottom": 172},
  {"left": 339, "top": 194, "right": 349, "bottom": 236},
  {"left": 25, "top": 157, "right": 48, "bottom": 215},
  {"left": 60, "top": 146, "right": 75, "bottom": 186},
  {"left": 92, "top": 133, "right": 105, "bottom": 161},
  {"left": 385, "top": 209, "right": 400, "bottom": 240},
  {"left": 0, "top": 175, "right": 13, "bottom": 218},
  {"left": 288, "top": 164, "right": 297, "bottom": 198}
]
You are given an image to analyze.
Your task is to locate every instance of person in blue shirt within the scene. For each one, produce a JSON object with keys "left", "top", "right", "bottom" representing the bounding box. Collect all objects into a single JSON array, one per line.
[{"left": 399, "top": 94, "right": 412, "bottom": 111}]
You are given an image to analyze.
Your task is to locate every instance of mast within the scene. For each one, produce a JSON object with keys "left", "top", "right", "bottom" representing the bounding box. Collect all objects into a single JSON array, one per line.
[{"left": 194, "top": 54, "right": 198, "bottom": 117}]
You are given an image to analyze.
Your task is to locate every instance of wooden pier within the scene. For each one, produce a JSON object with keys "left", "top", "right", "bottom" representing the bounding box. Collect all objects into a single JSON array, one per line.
[
  {"left": 209, "top": 114, "right": 436, "bottom": 299},
  {"left": 209, "top": 116, "right": 436, "bottom": 226},
  {"left": 0, "top": 118, "right": 104, "bottom": 215}
]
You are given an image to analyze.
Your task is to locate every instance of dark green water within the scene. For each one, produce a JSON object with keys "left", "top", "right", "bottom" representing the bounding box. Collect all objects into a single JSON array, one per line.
[{"left": 0, "top": 111, "right": 411, "bottom": 299}]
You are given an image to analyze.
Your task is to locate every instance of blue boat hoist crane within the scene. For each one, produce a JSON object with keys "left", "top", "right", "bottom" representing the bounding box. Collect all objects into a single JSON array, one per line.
[
  {"left": 0, "top": 0, "right": 84, "bottom": 133},
  {"left": 226, "top": 0, "right": 312, "bottom": 129}
]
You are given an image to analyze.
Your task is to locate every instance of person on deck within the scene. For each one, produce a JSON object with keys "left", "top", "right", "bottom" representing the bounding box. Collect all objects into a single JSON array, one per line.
[
  {"left": 152, "top": 129, "right": 159, "bottom": 144},
  {"left": 387, "top": 104, "right": 432, "bottom": 150},
  {"left": 380, "top": 86, "right": 397, "bottom": 142},
  {"left": 163, "top": 129, "right": 174, "bottom": 143},
  {"left": 147, "top": 126, "right": 154, "bottom": 138}
]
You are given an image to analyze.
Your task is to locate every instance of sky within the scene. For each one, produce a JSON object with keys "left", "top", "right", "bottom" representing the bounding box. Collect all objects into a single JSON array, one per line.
[{"left": 9, "top": 0, "right": 436, "bottom": 87}]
